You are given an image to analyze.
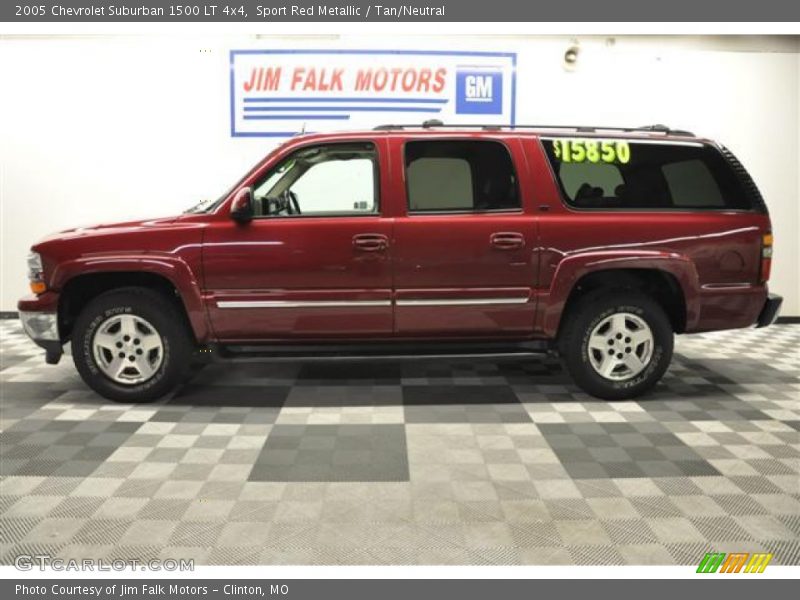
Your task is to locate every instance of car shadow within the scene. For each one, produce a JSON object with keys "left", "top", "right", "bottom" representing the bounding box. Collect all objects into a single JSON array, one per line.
[{"left": 152, "top": 351, "right": 796, "bottom": 410}]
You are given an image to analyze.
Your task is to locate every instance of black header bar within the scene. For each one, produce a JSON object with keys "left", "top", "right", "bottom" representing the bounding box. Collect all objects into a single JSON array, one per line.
[{"left": 3, "top": 0, "right": 800, "bottom": 22}]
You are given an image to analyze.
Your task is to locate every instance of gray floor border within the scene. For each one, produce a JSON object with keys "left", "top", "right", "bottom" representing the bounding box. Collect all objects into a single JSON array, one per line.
[{"left": 2, "top": 578, "right": 796, "bottom": 598}]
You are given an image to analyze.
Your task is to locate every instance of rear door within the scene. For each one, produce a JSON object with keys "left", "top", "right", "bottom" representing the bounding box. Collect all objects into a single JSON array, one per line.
[{"left": 390, "top": 136, "right": 538, "bottom": 337}]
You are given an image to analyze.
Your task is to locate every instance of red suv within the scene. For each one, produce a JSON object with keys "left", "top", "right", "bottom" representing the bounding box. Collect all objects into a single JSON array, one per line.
[{"left": 18, "top": 123, "right": 782, "bottom": 402}]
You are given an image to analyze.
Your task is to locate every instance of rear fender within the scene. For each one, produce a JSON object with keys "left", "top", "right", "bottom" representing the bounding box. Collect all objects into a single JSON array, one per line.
[{"left": 540, "top": 250, "right": 701, "bottom": 338}]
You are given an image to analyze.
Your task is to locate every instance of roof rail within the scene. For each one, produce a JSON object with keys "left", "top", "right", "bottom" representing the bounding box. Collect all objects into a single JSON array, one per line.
[{"left": 372, "top": 122, "right": 695, "bottom": 136}]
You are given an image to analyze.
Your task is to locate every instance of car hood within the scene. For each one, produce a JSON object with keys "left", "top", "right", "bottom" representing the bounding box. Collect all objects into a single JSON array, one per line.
[
  {"left": 61, "top": 215, "right": 179, "bottom": 235},
  {"left": 36, "top": 215, "right": 182, "bottom": 243}
]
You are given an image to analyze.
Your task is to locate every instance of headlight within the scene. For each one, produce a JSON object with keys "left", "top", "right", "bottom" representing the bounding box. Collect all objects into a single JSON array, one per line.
[{"left": 27, "top": 252, "right": 46, "bottom": 294}]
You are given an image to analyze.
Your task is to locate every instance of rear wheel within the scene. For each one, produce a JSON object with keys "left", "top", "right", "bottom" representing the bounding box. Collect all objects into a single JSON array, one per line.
[
  {"left": 558, "top": 290, "right": 673, "bottom": 400},
  {"left": 71, "top": 287, "right": 193, "bottom": 402}
]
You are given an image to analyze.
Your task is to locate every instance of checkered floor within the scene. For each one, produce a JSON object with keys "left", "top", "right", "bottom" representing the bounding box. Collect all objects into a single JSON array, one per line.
[{"left": 1, "top": 320, "right": 798, "bottom": 565}]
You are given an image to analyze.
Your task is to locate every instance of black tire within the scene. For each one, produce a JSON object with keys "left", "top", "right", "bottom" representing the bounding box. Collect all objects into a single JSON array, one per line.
[
  {"left": 71, "top": 287, "right": 193, "bottom": 402},
  {"left": 558, "top": 290, "right": 673, "bottom": 400}
]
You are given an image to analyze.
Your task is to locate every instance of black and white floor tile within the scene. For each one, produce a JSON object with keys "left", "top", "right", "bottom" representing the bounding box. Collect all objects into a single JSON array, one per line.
[{"left": 1, "top": 320, "right": 798, "bottom": 565}]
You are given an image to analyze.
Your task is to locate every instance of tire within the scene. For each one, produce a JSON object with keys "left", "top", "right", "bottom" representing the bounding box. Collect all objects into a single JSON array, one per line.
[
  {"left": 558, "top": 290, "right": 673, "bottom": 400},
  {"left": 71, "top": 287, "right": 193, "bottom": 402}
]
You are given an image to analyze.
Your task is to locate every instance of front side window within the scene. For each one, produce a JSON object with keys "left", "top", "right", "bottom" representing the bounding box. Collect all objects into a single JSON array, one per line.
[
  {"left": 252, "top": 143, "right": 378, "bottom": 217},
  {"left": 542, "top": 138, "right": 753, "bottom": 210},
  {"left": 405, "top": 140, "right": 520, "bottom": 213}
]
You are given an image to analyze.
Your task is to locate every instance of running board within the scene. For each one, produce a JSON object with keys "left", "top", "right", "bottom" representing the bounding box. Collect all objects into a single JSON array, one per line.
[{"left": 213, "top": 340, "right": 552, "bottom": 363}]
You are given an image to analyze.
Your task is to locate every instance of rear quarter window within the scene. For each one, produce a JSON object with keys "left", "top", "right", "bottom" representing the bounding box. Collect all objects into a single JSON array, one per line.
[
  {"left": 541, "top": 138, "right": 755, "bottom": 211},
  {"left": 661, "top": 159, "right": 724, "bottom": 207}
]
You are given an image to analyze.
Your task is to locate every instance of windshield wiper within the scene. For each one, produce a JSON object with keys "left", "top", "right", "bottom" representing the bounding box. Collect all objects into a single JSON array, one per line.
[{"left": 184, "top": 198, "right": 214, "bottom": 214}]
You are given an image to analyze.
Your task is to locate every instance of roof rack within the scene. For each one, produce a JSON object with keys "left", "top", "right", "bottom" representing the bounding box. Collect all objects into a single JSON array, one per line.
[{"left": 372, "top": 122, "right": 695, "bottom": 137}]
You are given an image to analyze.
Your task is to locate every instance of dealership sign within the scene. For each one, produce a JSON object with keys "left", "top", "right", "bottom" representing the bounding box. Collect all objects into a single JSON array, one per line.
[{"left": 229, "top": 49, "right": 517, "bottom": 137}]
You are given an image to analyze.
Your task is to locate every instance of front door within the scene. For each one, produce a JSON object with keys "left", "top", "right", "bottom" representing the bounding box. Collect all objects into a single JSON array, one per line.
[
  {"left": 391, "top": 138, "right": 538, "bottom": 337},
  {"left": 203, "top": 141, "right": 393, "bottom": 341}
]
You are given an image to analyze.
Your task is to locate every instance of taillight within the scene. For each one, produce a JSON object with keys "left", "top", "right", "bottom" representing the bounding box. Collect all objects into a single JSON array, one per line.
[{"left": 760, "top": 232, "right": 773, "bottom": 283}]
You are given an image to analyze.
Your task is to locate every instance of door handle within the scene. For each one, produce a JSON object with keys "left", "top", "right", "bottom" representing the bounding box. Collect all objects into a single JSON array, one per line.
[
  {"left": 353, "top": 233, "right": 388, "bottom": 252},
  {"left": 490, "top": 232, "right": 525, "bottom": 250}
]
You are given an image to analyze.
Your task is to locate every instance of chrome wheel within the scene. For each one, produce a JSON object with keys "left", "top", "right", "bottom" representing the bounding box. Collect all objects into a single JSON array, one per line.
[
  {"left": 92, "top": 314, "right": 164, "bottom": 385},
  {"left": 587, "top": 312, "right": 654, "bottom": 381}
]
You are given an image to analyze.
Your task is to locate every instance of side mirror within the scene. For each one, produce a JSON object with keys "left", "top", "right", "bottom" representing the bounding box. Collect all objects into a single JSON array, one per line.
[{"left": 230, "top": 187, "right": 254, "bottom": 223}]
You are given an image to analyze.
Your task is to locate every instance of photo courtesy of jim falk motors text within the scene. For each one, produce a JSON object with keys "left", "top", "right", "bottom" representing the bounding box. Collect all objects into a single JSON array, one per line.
[{"left": 14, "top": 583, "right": 288, "bottom": 596}]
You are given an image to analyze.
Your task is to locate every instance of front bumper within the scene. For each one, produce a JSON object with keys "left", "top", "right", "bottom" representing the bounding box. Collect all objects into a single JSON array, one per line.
[
  {"left": 756, "top": 293, "right": 783, "bottom": 328},
  {"left": 18, "top": 311, "right": 63, "bottom": 364}
]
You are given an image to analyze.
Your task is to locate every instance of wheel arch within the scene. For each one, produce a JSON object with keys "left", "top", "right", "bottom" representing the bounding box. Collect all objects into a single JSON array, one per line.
[
  {"left": 543, "top": 255, "right": 699, "bottom": 339},
  {"left": 55, "top": 261, "right": 209, "bottom": 343}
]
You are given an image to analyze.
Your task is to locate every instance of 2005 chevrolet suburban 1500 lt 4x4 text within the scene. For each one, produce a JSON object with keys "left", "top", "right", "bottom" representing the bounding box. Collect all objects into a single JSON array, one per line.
[{"left": 18, "top": 123, "right": 783, "bottom": 402}]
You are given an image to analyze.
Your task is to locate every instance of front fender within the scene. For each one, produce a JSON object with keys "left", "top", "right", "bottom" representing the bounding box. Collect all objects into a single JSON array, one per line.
[
  {"left": 540, "top": 250, "right": 701, "bottom": 338},
  {"left": 51, "top": 254, "right": 210, "bottom": 342}
]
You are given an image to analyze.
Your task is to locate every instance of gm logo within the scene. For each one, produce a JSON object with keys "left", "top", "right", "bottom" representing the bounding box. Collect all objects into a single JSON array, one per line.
[{"left": 456, "top": 69, "right": 503, "bottom": 115}]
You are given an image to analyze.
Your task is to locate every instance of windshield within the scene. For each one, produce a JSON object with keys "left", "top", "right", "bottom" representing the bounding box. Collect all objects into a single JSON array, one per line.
[
  {"left": 183, "top": 198, "right": 218, "bottom": 214},
  {"left": 183, "top": 143, "right": 289, "bottom": 214}
]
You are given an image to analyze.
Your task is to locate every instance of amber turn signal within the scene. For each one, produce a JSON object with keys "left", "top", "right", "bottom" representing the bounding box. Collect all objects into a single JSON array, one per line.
[
  {"left": 29, "top": 281, "right": 46, "bottom": 294},
  {"left": 760, "top": 232, "right": 773, "bottom": 283}
]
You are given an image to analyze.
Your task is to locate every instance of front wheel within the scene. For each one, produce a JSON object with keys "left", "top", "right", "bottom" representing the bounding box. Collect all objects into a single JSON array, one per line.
[
  {"left": 71, "top": 287, "right": 193, "bottom": 402},
  {"left": 558, "top": 291, "right": 673, "bottom": 400}
]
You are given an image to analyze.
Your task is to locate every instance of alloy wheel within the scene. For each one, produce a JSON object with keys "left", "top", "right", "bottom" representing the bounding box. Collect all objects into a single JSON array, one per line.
[
  {"left": 92, "top": 314, "right": 164, "bottom": 385},
  {"left": 586, "top": 312, "right": 654, "bottom": 381}
]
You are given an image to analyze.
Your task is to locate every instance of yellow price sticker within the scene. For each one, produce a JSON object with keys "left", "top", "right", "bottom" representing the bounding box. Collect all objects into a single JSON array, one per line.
[{"left": 551, "top": 139, "right": 631, "bottom": 164}]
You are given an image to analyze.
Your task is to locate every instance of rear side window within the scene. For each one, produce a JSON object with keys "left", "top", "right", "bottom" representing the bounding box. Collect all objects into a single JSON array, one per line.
[
  {"left": 542, "top": 138, "right": 754, "bottom": 210},
  {"left": 405, "top": 140, "right": 520, "bottom": 213},
  {"left": 560, "top": 162, "right": 624, "bottom": 200}
]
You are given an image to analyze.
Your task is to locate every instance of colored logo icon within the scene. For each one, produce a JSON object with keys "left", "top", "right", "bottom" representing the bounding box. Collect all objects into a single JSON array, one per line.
[
  {"left": 696, "top": 552, "right": 773, "bottom": 573},
  {"left": 455, "top": 69, "right": 503, "bottom": 114}
]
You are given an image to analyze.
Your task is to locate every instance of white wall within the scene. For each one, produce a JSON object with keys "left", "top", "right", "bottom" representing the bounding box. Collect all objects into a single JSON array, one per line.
[{"left": 1, "top": 35, "right": 798, "bottom": 314}]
